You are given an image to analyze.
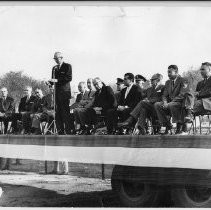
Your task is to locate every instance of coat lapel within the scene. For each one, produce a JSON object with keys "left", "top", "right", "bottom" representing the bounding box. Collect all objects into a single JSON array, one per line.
[{"left": 172, "top": 76, "right": 181, "bottom": 92}]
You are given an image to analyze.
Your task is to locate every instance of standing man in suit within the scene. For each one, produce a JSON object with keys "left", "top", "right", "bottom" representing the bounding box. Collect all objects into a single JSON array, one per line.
[
  {"left": 50, "top": 51, "right": 72, "bottom": 135},
  {"left": 154, "top": 65, "right": 193, "bottom": 134},
  {"left": 193, "top": 62, "right": 211, "bottom": 114},
  {"left": 119, "top": 73, "right": 164, "bottom": 134},
  {"left": 107, "top": 73, "right": 143, "bottom": 134}
]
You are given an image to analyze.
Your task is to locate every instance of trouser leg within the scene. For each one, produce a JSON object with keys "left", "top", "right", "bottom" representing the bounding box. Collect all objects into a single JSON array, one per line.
[
  {"left": 154, "top": 102, "right": 170, "bottom": 125},
  {"left": 193, "top": 100, "right": 205, "bottom": 113},
  {"left": 106, "top": 108, "right": 117, "bottom": 133},
  {"left": 168, "top": 101, "right": 182, "bottom": 123}
]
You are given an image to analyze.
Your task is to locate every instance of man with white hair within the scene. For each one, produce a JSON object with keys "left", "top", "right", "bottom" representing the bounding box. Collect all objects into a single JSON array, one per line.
[
  {"left": 50, "top": 52, "right": 72, "bottom": 135},
  {"left": 0, "top": 87, "right": 15, "bottom": 134}
]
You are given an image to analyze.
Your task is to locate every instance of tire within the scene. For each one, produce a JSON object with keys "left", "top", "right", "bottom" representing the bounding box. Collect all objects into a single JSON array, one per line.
[
  {"left": 111, "top": 178, "right": 162, "bottom": 207},
  {"left": 171, "top": 186, "right": 211, "bottom": 207}
]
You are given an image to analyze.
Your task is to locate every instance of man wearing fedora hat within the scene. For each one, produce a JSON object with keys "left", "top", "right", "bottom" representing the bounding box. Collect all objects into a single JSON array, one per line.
[{"left": 118, "top": 73, "right": 164, "bottom": 134}]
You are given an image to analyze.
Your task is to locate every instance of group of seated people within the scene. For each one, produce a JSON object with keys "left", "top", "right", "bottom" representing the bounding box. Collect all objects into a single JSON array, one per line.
[
  {"left": 0, "top": 62, "right": 211, "bottom": 135},
  {"left": 0, "top": 85, "right": 54, "bottom": 135}
]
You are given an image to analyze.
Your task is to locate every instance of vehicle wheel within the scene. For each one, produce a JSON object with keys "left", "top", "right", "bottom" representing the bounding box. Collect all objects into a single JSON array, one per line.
[
  {"left": 111, "top": 178, "right": 161, "bottom": 207},
  {"left": 171, "top": 186, "right": 211, "bottom": 207}
]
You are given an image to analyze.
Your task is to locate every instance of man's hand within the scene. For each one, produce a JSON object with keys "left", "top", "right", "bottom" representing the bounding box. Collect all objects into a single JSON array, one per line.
[
  {"left": 93, "top": 107, "right": 102, "bottom": 114},
  {"left": 143, "top": 98, "right": 149, "bottom": 102},
  {"left": 117, "top": 105, "right": 129, "bottom": 111},
  {"left": 49, "top": 79, "right": 58, "bottom": 83},
  {"left": 0, "top": 112, "right": 5, "bottom": 117},
  {"left": 162, "top": 102, "right": 168, "bottom": 109}
]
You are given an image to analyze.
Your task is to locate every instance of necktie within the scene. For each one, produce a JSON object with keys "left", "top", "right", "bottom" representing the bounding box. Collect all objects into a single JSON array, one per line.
[
  {"left": 3, "top": 98, "right": 6, "bottom": 108},
  {"left": 204, "top": 78, "right": 207, "bottom": 84},
  {"left": 50, "top": 94, "right": 54, "bottom": 109},
  {"left": 171, "top": 80, "right": 175, "bottom": 92}
]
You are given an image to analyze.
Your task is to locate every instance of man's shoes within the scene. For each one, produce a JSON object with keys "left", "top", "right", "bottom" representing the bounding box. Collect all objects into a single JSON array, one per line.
[
  {"left": 33, "top": 128, "right": 41, "bottom": 135},
  {"left": 178, "top": 131, "right": 189, "bottom": 135},
  {"left": 137, "top": 126, "right": 146, "bottom": 135},
  {"left": 59, "top": 171, "right": 69, "bottom": 175},
  {"left": 118, "top": 116, "right": 134, "bottom": 128},
  {"left": 175, "top": 123, "right": 182, "bottom": 134},
  {"left": 161, "top": 124, "right": 172, "bottom": 135}
]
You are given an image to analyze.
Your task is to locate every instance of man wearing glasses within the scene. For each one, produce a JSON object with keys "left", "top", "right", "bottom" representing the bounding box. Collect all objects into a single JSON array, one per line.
[{"left": 50, "top": 52, "right": 72, "bottom": 135}]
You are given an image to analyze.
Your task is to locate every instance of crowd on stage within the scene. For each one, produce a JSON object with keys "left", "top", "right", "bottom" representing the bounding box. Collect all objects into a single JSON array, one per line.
[{"left": 0, "top": 52, "right": 211, "bottom": 137}]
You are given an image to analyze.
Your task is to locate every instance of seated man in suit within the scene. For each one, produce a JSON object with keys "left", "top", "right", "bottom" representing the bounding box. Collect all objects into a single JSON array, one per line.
[
  {"left": 70, "top": 81, "right": 92, "bottom": 110},
  {"left": 193, "top": 62, "right": 211, "bottom": 114},
  {"left": 12, "top": 86, "right": 37, "bottom": 134},
  {"left": 68, "top": 81, "right": 91, "bottom": 133},
  {"left": 115, "top": 78, "right": 125, "bottom": 105},
  {"left": 154, "top": 65, "right": 193, "bottom": 134},
  {"left": 119, "top": 73, "right": 164, "bottom": 135},
  {"left": 107, "top": 73, "right": 143, "bottom": 134},
  {"left": 30, "top": 88, "right": 46, "bottom": 134},
  {"left": 0, "top": 87, "right": 15, "bottom": 170},
  {"left": 76, "top": 77, "right": 117, "bottom": 134},
  {"left": 73, "top": 79, "right": 95, "bottom": 132},
  {"left": 0, "top": 87, "right": 15, "bottom": 134}
]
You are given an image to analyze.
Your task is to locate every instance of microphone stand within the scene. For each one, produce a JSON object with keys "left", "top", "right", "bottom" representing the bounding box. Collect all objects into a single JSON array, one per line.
[
  {"left": 43, "top": 67, "right": 58, "bottom": 174},
  {"left": 44, "top": 67, "right": 58, "bottom": 135}
]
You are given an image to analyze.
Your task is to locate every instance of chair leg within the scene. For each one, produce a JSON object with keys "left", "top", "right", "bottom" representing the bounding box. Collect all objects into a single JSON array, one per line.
[
  {"left": 208, "top": 115, "right": 211, "bottom": 134},
  {"left": 199, "top": 115, "right": 202, "bottom": 134}
]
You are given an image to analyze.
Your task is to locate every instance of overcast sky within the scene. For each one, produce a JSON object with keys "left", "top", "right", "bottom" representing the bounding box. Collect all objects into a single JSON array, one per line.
[{"left": 0, "top": 3, "right": 210, "bottom": 88}]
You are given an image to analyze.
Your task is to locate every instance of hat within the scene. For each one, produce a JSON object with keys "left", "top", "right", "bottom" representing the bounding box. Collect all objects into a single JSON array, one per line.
[
  {"left": 135, "top": 74, "right": 147, "bottom": 82},
  {"left": 150, "top": 73, "right": 163, "bottom": 81},
  {"left": 116, "top": 78, "right": 124, "bottom": 84}
]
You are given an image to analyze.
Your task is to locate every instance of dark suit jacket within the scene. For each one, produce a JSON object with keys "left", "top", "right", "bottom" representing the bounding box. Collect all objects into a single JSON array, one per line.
[
  {"left": 18, "top": 95, "right": 37, "bottom": 113},
  {"left": 119, "top": 84, "right": 143, "bottom": 109},
  {"left": 70, "top": 91, "right": 92, "bottom": 109},
  {"left": 196, "top": 76, "right": 211, "bottom": 99},
  {"left": 162, "top": 75, "right": 184, "bottom": 103},
  {"left": 0, "top": 96, "right": 15, "bottom": 115},
  {"left": 52, "top": 62, "right": 72, "bottom": 99},
  {"left": 32, "top": 96, "right": 47, "bottom": 113},
  {"left": 195, "top": 76, "right": 211, "bottom": 111},
  {"left": 92, "top": 85, "right": 117, "bottom": 112},
  {"left": 143, "top": 84, "right": 165, "bottom": 104},
  {"left": 42, "top": 94, "right": 54, "bottom": 111}
]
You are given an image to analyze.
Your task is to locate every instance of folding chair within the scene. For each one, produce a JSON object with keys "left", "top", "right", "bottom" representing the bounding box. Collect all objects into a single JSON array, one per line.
[{"left": 193, "top": 111, "right": 211, "bottom": 134}]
